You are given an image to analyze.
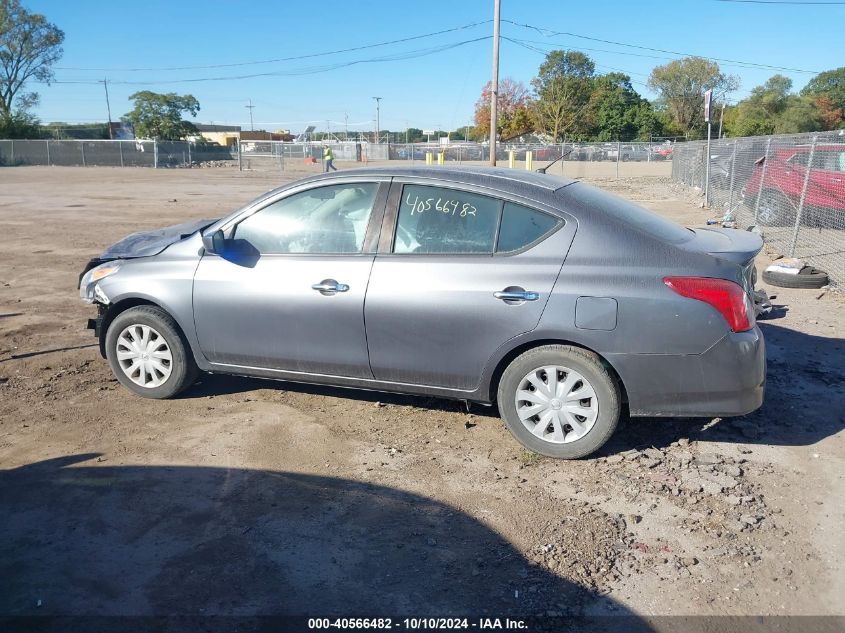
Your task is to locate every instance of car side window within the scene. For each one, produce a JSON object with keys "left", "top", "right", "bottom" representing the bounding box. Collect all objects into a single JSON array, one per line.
[
  {"left": 233, "top": 183, "right": 378, "bottom": 254},
  {"left": 394, "top": 185, "right": 500, "bottom": 254},
  {"left": 496, "top": 202, "right": 560, "bottom": 253}
]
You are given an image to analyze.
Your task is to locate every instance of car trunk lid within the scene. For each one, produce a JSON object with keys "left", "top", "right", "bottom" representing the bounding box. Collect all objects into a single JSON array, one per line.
[{"left": 680, "top": 227, "right": 763, "bottom": 292}]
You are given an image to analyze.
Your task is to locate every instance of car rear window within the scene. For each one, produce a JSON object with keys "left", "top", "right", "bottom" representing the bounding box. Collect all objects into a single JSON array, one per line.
[
  {"left": 561, "top": 185, "right": 693, "bottom": 245},
  {"left": 496, "top": 202, "right": 560, "bottom": 253}
]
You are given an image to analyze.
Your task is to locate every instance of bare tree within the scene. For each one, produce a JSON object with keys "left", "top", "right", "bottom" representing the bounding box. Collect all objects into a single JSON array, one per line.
[{"left": 0, "top": 0, "right": 64, "bottom": 118}]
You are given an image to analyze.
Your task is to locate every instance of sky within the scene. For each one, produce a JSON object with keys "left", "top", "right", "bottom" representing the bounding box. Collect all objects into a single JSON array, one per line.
[{"left": 22, "top": 0, "right": 845, "bottom": 135}]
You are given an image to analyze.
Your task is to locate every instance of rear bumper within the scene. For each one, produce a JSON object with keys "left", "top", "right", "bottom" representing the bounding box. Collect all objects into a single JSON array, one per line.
[{"left": 607, "top": 326, "right": 766, "bottom": 418}]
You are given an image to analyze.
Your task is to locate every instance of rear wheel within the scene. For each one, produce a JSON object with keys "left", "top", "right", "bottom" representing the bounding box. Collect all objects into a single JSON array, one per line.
[
  {"left": 105, "top": 306, "right": 199, "bottom": 399},
  {"left": 497, "top": 345, "right": 621, "bottom": 459}
]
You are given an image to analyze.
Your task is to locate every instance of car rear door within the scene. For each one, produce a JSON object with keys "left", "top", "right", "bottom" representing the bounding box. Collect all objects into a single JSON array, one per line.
[
  {"left": 364, "top": 180, "right": 576, "bottom": 391},
  {"left": 192, "top": 178, "right": 388, "bottom": 377}
]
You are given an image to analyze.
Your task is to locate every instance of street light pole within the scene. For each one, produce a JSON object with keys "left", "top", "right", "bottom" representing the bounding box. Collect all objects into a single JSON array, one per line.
[
  {"left": 489, "top": 0, "right": 501, "bottom": 166},
  {"left": 373, "top": 96, "right": 382, "bottom": 144}
]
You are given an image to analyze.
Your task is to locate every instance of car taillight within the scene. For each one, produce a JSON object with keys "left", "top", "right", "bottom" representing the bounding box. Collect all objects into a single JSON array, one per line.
[{"left": 664, "top": 276, "right": 752, "bottom": 333}]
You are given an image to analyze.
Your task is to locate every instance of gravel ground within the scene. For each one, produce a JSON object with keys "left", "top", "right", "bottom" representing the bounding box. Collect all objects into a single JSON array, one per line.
[{"left": 0, "top": 165, "right": 843, "bottom": 621}]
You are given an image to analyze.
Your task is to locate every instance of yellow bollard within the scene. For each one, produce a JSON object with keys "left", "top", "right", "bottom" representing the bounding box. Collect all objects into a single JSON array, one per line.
[
  {"left": 425, "top": 152, "right": 432, "bottom": 165},
  {"left": 508, "top": 150, "right": 515, "bottom": 169},
  {"left": 525, "top": 151, "right": 533, "bottom": 170},
  {"left": 437, "top": 152, "right": 445, "bottom": 165}
]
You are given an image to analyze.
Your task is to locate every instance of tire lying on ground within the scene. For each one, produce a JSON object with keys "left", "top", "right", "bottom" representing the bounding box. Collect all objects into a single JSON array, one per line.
[{"left": 761, "top": 266, "right": 829, "bottom": 289}]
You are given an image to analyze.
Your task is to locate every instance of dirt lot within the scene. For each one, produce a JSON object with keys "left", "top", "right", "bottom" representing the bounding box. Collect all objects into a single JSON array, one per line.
[{"left": 0, "top": 165, "right": 843, "bottom": 623}]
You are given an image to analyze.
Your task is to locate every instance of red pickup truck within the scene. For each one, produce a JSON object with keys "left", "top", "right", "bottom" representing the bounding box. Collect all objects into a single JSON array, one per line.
[{"left": 743, "top": 144, "right": 845, "bottom": 226}]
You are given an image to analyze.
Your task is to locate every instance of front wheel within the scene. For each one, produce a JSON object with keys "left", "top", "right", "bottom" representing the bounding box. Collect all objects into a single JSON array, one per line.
[
  {"left": 105, "top": 305, "right": 199, "bottom": 399},
  {"left": 497, "top": 345, "right": 621, "bottom": 459}
]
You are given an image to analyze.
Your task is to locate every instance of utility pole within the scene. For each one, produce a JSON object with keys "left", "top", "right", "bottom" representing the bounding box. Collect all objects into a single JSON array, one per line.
[
  {"left": 245, "top": 99, "right": 255, "bottom": 131},
  {"left": 102, "top": 78, "right": 113, "bottom": 139},
  {"left": 373, "top": 96, "right": 382, "bottom": 144},
  {"left": 344, "top": 113, "right": 349, "bottom": 141},
  {"left": 718, "top": 102, "right": 726, "bottom": 139},
  {"left": 489, "top": 0, "right": 501, "bottom": 166}
]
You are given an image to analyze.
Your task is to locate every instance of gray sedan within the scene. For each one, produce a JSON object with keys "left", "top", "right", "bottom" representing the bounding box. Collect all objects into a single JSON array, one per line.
[{"left": 79, "top": 167, "right": 765, "bottom": 459}]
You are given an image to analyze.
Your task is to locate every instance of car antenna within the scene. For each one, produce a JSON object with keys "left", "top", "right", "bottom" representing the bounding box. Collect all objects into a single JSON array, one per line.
[{"left": 536, "top": 147, "right": 574, "bottom": 174}]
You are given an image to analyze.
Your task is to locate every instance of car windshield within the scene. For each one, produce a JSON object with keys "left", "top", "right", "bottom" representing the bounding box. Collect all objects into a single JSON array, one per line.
[{"left": 561, "top": 184, "right": 693, "bottom": 244}]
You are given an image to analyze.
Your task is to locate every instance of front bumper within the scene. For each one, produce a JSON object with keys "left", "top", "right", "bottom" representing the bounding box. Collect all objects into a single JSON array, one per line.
[{"left": 608, "top": 326, "right": 766, "bottom": 418}]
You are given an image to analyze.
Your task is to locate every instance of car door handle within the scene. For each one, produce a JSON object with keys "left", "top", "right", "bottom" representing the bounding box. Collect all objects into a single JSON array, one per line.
[
  {"left": 312, "top": 280, "right": 349, "bottom": 294},
  {"left": 494, "top": 290, "right": 539, "bottom": 302}
]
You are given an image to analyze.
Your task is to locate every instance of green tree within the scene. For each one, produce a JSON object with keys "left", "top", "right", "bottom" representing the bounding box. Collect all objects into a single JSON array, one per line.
[
  {"left": 588, "top": 72, "right": 657, "bottom": 141},
  {"left": 648, "top": 57, "right": 739, "bottom": 138},
  {"left": 0, "top": 0, "right": 63, "bottom": 127},
  {"left": 775, "top": 95, "right": 823, "bottom": 134},
  {"left": 474, "top": 77, "right": 535, "bottom": 140},
  {"left": 123, "top": 91, "right": 201, "bottom": 140},
  {"left": 532, "top": 50, "right": 595, "bottom": 141},
  {"left": 725, "top": 75, "right": 792, "bottom": 137},
  {"left": 0, "top": 107, "right": 38, "bottom": 138},
  {"left": 801, "top": 66, "right": 845, "bottom": 127}
]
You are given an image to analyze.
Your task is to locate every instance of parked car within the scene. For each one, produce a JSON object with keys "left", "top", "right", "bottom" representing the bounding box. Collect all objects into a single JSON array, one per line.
[
  {"left": 606, "top": 144, "right": 651, "bottom": 162},
  {"left": 79, "top": 167, "right": 765, "bottom": 459},
  {"left": 742, "top": 144, "right": 845, "bottom": 226}
]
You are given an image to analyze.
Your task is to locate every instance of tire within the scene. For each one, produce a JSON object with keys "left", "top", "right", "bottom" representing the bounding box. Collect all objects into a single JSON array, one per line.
[
  {"left": 497, "top": 345, "right": 621, "bottom": 459},
  {"left": 105, "top": 305, "right": 199, "bottom": 399},
  {"left": 762, "top": 266, "right": 829, "bottom": 289},
  {"left": 756, "top": 189, "right": 795, "bottom": 227}
]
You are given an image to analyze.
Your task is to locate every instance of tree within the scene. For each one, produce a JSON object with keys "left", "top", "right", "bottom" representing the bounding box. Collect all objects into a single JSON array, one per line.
[
  {"left": 588, "top": 72, "right": 658, "bottom": 141},
  {"left": 0, "top": 0, "right": 64, "bottom": 119},
  {"left": 801, "top": 67, "right": 845, "bottom": 128},
  {"left": 648, "top": 57, "right": 738, "bottom": 138},
  {"left": 123, "top": 91, "right": 200, "bottom": 140},
  {"left": 775, "top": 96, "right": 824, "bottom": 134},
  {"left": 724, "top": 75, "right": 792, "bottom": 137},
  {"left": 531, "top": 50, "right": 595, "bottom": 141},
  {"left": 473, "top": 77, "right": 534, "bottom": 140},
  {"left": 0, "top": 106, "right": 38, "bottom": 137}
]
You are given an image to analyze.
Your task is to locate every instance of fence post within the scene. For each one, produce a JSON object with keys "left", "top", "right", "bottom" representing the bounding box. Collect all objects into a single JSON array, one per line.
[
  {"left": 119, "top": 140, "right": 124, "bottom": 167},
  {"left": 237, "top": 140, "right": 242, "bottom": 171},
  {"left": 187, "top": 142, "right": 192, "bottom": 166},
  {"left": 789, "top": 136, "right": 817, "bottom": 257},
  {"left": 81, "top": 141, "right": 86, "bottom": 167},
  {"left": 752, "top": 138, "right": 772, "bottom": 224},
  {"left": 9, "top": 139, "right": 13, "bottom": 165},
  {"left": 615, "top": 140, "right": 621, "bottom": 179},
  {"left": 727, "top": 139, "right": 738, "bottom": 211},
  {"left": 45, "top": 139, "right": 50, "bottom": 166},
  {"left": 153, "top": 140, "right": 158, "bottom": 169}
]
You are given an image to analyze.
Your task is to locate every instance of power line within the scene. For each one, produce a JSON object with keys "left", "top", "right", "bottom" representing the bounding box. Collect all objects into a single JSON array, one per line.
[
  {"left": 714, "top": 0, "right": 845, "bottom": 4},
  {"left": 39, "top": 37, "right": 490, "bottom": 86},
  {"left": 503, "top": 19, "right": 821, "bottom": 74},
  {"left": 55, "top": 20, "right": 492, "bottom": 72}
]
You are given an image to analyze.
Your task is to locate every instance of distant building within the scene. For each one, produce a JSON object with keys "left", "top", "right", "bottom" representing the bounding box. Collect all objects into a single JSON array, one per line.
[{"left": 193, "top": 123, "right": 242, "bottom": 147}]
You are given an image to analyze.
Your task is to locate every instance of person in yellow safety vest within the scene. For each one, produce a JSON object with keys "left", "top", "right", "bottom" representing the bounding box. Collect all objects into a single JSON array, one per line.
[{"left": 323, "top": 145, "right": 337, "bottom": 172}]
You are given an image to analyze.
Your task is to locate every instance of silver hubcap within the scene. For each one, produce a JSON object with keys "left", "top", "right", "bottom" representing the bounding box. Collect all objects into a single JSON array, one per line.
[
  {"left": 115, "top": 324, "right": 173, "bottom": 388},
  {"left": 514, "top": 365, "right": 599, "bottom": 444}
]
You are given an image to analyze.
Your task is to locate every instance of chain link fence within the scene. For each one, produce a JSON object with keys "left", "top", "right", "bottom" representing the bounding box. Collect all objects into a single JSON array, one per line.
[
  {"left": 0, "top": 139, "right": 237, "bottom": 168},
  {"left": 1, "top": 138, "right": 675, "bottom": 170},
  {"left": 673, "top": 131, "right": 845, "bottom": 287}
]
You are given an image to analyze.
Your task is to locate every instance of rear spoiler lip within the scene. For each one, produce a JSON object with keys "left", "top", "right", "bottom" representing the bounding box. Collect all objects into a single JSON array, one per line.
[{"left": 689, "top": 227, "right": 764, "bottom": 265}]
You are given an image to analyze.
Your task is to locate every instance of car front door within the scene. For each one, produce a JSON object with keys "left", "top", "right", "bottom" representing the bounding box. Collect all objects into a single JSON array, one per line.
[
  {"left": 193, "top": 179, "right": 388, "bottom": 377},
  {"left": 364, "top": 181, "right": 576, "bottom": 391}
]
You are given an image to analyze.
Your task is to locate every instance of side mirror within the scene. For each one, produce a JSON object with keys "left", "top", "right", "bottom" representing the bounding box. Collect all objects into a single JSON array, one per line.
[{"left": 202, "top": 229, "right": 226, "bottom": 254}]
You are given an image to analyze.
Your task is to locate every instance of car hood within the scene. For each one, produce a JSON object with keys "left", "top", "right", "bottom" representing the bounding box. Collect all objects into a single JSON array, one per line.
[{"left": 100, "top": 217, "right": 218, "bottom": 259}]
